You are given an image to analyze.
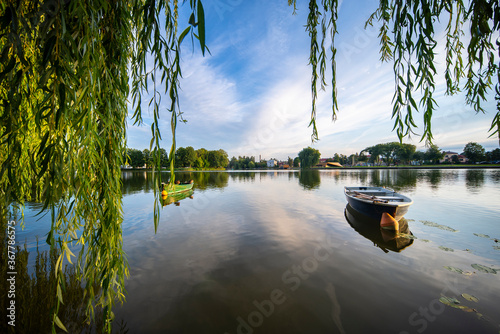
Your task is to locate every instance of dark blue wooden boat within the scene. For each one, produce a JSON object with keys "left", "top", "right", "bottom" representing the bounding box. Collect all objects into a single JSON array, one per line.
[{"left": 344, "top": 186, "right": 413, "bottom": 221}]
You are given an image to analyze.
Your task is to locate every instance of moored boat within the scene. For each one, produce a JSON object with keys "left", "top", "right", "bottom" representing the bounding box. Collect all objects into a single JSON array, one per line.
[
  {"left": 344, "top": 186, "right": 413, "bottom": 222},
  {"left": 161, "top": 181, "right": 194, "bottom": 196}
]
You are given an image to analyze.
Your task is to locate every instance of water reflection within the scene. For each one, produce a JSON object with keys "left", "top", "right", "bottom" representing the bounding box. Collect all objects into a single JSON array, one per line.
[
  {"left": 465, "top": 169, "right": 485, "bottom": 192},
  {"left": 490, "top": 170, "right": 500, "bottom": 182},
  {"left": 298, "top": 170, "right": 321, "bottom": 190},
  {"left": 121, "top": 170, "right": 229, "bottom": 195},
  {"left": 344, "top": 204, "right": 414, "bottom": 253},
  {"left": 189, "top": 171, "right": 229, "bottom": 190},
  {"left": 339, "top": 169, "right": 419, "bottom": 191},
  {"left": 423, "top": 169, "right": 442, "bottom": 188},
  {"left": 121, "top": 168, "right": 498, "bottom": 194},
  {"left": 161, "top": 190, "right": 194, "bottom": 207}
]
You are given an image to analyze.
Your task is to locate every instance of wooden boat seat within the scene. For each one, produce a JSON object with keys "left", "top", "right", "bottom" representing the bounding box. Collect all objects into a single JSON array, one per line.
[{"left": 376, "top": 196, "right": 406, "bottom": 201}]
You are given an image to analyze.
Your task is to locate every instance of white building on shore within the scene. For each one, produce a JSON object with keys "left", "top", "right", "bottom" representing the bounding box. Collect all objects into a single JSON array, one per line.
[{"left": 267, "top": 159, "right": 277, "bottom": 167}]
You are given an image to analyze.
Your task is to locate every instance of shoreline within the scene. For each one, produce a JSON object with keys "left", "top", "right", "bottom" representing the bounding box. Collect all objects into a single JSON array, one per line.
[{"left": 122, "top": 165, "right": 500, "bottom": 171}]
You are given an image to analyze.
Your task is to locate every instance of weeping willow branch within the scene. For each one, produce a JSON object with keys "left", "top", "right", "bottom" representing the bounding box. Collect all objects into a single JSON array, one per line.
[
  {"left": 368, "top": 0, "right": 499, "bottom": 145},
  {"left": 1, "top": 1, "right": 499, "bottom": 333},
  {"left": 304, "top": 0, "right": 339, "bottom": 142},
  {"left": 0, "top": 0, "right": 204, "bottom": 332}
]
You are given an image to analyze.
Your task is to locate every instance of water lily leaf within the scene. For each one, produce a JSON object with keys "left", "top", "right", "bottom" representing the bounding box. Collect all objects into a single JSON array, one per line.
[
  {"left": 420, "top": 220, "right": 458, "bottom": 232},
  {"left": 440, "top": 296, "right": 482, "bottom": 318},
  {"left": 471, "top": 264, "right": 497, "bottom": 274},
  {"left": 444, "top": 266, "right": 463, "bottom": 274},
  {"left": 439, "top": 296, "right": 461, "bottom": 307},
  {"left": 458, "top": 305, "right": 478, "bottom": 312},
  {"left": 439, "top": 246, "right": 454, "bottom": 252},
  {"left": 461, "top": 293, "right": 479, "bottom": 302},
  {"left": 420, "top": 239, "right": 430, "bottom": 243},
  {"left": 473, "top": 233, "right": 490, "bottom": 238}
]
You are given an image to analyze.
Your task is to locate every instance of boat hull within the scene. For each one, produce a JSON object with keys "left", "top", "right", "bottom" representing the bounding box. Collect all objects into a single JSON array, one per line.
[
  {"left": 346, "top": 196, "right": 410, "bottom": 221},
  {"left": 344, "top": 186, "right": 412, "bottom": 221}
]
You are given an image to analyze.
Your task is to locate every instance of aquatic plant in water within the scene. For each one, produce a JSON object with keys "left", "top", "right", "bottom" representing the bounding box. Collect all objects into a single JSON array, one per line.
[
  {"left": 443, "top": 266, "right": 464, "bottom": 274},
  {"left": 439, "top": 296, "right": 482, "bottom": 318},
  {"left": 443, "top": 266, "right": 474, "bottom": 276},
  {"left": 461, "top": 293, "right": 479, "bottom": 303},
  {"left": 471, "top": 264, "right": 497, "bottom": 274},
  {"left": 420, "top": 220, "right": 458, "bottom": 232}
]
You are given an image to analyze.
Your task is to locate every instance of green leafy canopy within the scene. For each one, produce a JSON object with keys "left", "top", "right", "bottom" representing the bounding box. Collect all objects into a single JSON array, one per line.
[{"left": 1, "top": 1, "right": 499, "bottom": 332}]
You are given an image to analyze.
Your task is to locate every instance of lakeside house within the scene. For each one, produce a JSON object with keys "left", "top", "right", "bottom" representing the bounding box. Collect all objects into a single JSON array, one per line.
[
  {"left": 267, "top": 159, "right": 277, "bottom": 168},
  {"left": 440, "top": 151, "right": 469, "bottom": 163}
]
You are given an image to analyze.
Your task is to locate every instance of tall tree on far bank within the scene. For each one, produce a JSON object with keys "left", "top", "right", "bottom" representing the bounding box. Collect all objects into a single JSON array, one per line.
[
  {"left": 425, "top": 144, "right": 445, "bottom": 164},
  {"left": 298, "top": 147, "right": 321, "bottom": 168},
  {"left": 486, "top": 148, "right": 500, "bottom": 162},
  {"left": 462, "top": 142, "right": 486, "bottom": 163},
  {"left": 175, "top": 146, "right": 197, "bottom": 167},
  {"left": 127, "top": 149, "right": 145, "bottom": 167},
  {"left": 396, "top": 144, "right": 417, "bottom": 164}
]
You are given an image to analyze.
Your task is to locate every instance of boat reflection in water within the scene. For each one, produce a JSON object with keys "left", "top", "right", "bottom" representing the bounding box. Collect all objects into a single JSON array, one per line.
[
  {"left": 344, "top": 204, "right": 414, "bottom": 253},
  {"left": 161, "top": 189, "right": 194, "bottom": 207}
]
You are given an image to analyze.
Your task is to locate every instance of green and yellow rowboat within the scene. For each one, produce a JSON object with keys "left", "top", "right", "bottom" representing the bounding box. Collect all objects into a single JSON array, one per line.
[{"left": 161, "top": 181, "right": 194, "bottom": 197}]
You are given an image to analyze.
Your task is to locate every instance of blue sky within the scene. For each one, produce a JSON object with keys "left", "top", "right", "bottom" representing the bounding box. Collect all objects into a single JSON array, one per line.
[{"left": 126, "top": 0, "right": 499, "bottom": 160}]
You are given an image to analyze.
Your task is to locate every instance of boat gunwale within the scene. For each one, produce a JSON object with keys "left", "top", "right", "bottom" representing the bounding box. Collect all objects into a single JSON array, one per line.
[{"left": 344, "top": 186, "right": 413, "bottom": 208}]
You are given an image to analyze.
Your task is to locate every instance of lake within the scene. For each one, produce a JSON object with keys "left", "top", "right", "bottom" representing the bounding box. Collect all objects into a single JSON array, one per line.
[{"left": 16, "top": 169, "right": 500, "bottom": 333}]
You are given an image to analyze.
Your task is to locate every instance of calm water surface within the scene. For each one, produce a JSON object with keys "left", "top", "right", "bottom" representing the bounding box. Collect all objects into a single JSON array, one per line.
[{"left": 19, "top": 169, "right": 500, "bottom": 333}]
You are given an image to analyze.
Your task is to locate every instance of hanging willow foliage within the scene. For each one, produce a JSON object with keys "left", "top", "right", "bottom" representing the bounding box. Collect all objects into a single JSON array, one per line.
[
  {"left": 0, "top": 0, "right": 205, "bottom": 332},
  {"left": 304, "top": 0, "right": 339, "bottom": 142},
  {"left": 1, "top": 0, "right": 499, "bottom": 332},
  {"left": 365, "top": 0, "right": 500, "bottom": 145},
  {"left": 299, "top": 0, "right": 499, "bottom": 145}
]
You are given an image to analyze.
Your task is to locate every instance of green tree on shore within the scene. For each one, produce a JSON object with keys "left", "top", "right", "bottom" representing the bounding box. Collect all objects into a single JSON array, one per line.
[
  {"left": 486, "top": 148, "right": 500, "bottom": 162},
  {"left": 462, "top": 142, "right": 486, "bottom": 164},
  {"left": 176, "top": 146, "right": 197, "bottom": 168},
  {"left": 298, "top": 147, "right": 321, "bottom": 168},
  {"left": 396, "top": 144, "right": 417, "bottom": 165},
  {"left": 126, "top": 149, "right": 145, "bottom": 168},
  {"left": 425, "top": 144, "right": 445, "bottom": 164}
]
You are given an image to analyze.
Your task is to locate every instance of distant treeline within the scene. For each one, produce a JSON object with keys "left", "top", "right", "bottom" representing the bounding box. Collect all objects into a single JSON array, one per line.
[
  {"left": 361, "top": 142, "right": 500, "bottom": 165},
  {"left": 303, "top": 142, "right": 500, "bottom": 166},
  {"left": 124, "top": 147, "right": 229, "bottom": 169},
  {"left": 124, "top": 142, "right": 500, "bottom": 169}
]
